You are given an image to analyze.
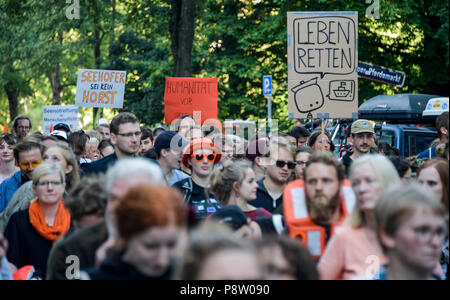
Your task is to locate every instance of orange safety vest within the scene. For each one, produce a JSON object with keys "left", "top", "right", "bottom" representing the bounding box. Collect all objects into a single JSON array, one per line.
[{"left": 283, "top": 179, "right": 356, "bottom": 258}]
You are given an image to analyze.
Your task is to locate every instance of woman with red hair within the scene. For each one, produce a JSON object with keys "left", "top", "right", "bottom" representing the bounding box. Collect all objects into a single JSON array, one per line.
[{"left": 83, "top": 185, "right": 188, "bottom": 280}]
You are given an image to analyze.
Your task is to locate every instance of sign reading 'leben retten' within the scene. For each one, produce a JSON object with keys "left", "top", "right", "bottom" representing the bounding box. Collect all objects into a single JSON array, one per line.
[{"left": 287, "top": 12, "right": 358, "bottom": 119}]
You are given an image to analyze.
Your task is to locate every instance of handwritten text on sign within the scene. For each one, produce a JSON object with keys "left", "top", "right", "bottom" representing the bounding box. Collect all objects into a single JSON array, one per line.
[
  {"left": 292, "top": 16, "right": 356, "bottom": 78},
  {"left": 75, "top": 69, "right": 127, "bottom": 108},
  {"left": 164, "top": 77, "right": 218, "bottom": 125}
]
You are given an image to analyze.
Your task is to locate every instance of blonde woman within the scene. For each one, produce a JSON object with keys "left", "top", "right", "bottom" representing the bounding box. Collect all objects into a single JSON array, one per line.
[
  {"left": 210, "top": 160, "right": 271, "bottom": 219},
  {"left": 318, "top": 154, "right": 401, "bottom": 280},
  {"left": 4, "top": 163, "right": 73, "bottom": 278}
]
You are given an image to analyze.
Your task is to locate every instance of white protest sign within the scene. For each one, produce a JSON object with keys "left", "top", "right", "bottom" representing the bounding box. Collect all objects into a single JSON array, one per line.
[
  {"left": 75, "top": 69, "right": 127, "bottom": 108},
  {"left": 288, "top": 12, "right": 358, "bottom": 119},
  {"left": 43, "top": 105, "right": 78, "bottom": 134}
]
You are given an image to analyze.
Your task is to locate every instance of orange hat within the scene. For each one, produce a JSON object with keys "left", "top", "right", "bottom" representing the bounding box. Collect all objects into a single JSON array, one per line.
[{"left": 182, "top": 137, "right": 222, "bottom": 168}]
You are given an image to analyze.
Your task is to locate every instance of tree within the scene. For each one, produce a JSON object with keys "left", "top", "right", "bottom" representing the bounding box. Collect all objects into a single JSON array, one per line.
[{"left": 169, "top": 0, "right": 196, "bottom": 77}]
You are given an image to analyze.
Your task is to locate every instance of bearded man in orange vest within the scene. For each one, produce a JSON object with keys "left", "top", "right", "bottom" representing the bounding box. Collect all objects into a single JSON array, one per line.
[{"left": 283, "top": 151, "right": 355, "bottom": 259}]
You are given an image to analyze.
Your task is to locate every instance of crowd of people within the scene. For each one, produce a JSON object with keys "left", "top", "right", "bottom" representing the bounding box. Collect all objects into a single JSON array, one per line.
[{"left": 0, "top": 110, "right": 448, "bottom": 280}]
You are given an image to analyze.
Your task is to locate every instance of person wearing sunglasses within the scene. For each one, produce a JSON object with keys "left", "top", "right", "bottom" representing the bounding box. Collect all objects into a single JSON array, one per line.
[
  {"left": 0, "top": 137, "right": 44, "bottom": 214},
  {"left": 4, "top": 163, "right": 74, "bottom": 279},
  {"left": 248, "top": 137, "right": 296, "bottom": 214},
  {"left": 174, "top": 138, "right": 222, "bottom": 220}
]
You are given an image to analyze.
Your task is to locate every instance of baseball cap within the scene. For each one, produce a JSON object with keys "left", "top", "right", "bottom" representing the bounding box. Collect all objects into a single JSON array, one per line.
[
  {"left": 153, "top": 130, "right": 187, "bottom": 156},
  {"left": 98, "top": 118, "right": 109, "bottom": 127},
  {"left": 210, "top": 205, "right": 248, "bottom": 231},
  {"left": 351, "top": 119, "right": 375, "bottom": 135},
  {"left": 53, "top": 123, "right": 71, "bottom": 133},
  {"left": 50, "top": 130, "right": 69, "bottom": 143}
]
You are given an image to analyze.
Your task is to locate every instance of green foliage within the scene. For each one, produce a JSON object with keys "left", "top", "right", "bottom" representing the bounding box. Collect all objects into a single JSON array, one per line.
[{"left": 0, "top": 0, "right": 448, "bottom": 132}]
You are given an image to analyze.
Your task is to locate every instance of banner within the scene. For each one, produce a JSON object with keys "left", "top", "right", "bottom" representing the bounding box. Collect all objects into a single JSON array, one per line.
[
  {"left": 43, "top": 105, "right": 78, "bottom": 134},
  {"left": 287, "top": 12, "right": 358, "bottom": 119},
  {"left": 75, "top": 69, "right": 127, "bottom": 108},
  {"left": 164, "top": 77, "right": 218, "bottom": 125}
]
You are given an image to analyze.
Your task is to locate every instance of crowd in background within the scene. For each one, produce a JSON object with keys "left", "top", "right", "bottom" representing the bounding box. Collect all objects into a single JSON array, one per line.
[{"left": 0, "top": 111, "right": 448, "bottom": 280}]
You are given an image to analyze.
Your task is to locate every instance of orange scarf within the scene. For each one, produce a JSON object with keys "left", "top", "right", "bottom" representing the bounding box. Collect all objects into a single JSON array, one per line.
[{"left": 29, "top": 199, "right": 71, "bottom": 242}]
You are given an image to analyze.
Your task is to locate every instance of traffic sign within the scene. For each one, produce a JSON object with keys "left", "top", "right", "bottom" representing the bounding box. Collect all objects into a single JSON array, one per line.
[{"left": 263, "top": 75, "right": 272, "bottom": 96}]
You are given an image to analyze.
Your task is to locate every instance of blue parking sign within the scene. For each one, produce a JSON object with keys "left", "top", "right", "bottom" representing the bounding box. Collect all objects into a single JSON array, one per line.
[{"left": 263, "top": 75, "right": 272, "bottom": 96}]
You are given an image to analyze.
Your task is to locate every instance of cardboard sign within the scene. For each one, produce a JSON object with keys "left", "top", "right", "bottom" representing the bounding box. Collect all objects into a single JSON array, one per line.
[
  {"left": 164, "top": 77, "right": 218, "bottom": 125},
  {"left": 75, "top": 69, "right": 127, "bottom": 108},
  {"left": 43, "top": 105, "right": 78, "bottom": 134},
  {"left": 287, "top": 12, "right": 358, "bottom": 119}
]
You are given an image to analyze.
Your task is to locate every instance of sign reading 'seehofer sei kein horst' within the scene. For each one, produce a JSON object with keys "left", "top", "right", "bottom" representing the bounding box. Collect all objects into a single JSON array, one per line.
[
  {"left": 75, "top": 69, "right": 127, "bottom": 108},
  {"left": 287, "top": 12, "right": 358, "bottom": 119}
]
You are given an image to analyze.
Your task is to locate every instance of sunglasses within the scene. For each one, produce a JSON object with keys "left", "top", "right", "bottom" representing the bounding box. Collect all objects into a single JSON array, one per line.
[
  {"left": 275, "top": 160, "right": 296, "bottom": 169},
  {"left": 19, "top": 160, "right": 42, "bottom": 170},
  {"left": 191, "top": 153, "right": 217, "bottom": 162}
]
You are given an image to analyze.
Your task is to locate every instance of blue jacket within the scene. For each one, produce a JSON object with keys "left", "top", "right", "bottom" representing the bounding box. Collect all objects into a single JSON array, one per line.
[{"left": 0, "top": 171, "right": 23, "bottom": 213}]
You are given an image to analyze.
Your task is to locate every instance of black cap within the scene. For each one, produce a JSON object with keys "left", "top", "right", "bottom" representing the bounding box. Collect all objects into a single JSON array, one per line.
[
  {"left": 210, "top": 205, "right": 248, "bottom": 230},
  {"left": 153, "top": 130, "right": 186, "bottom": 156},
  {"left": 54, "top": 123, "right": 71, "bottom": 133}
]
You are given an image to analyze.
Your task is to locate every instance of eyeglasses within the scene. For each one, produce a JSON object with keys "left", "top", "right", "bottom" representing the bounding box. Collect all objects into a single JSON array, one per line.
[
  {"left": 191, "top": 153, "right": 217, "bottom": 162},
  {"left": 116, "top": 131, "right": 141, "bottom": 138},
  {"left": 275, "top": 160, "right": 296, "bottom": 169},
  {"left": 296, "top": 160, "right": 308, "bottom": 167},
  {"left": 37, "top": 180, "right": 63, "bottom": 188},
  {"left": 19, "top": 160, "right": 42, "bottom": 170}
]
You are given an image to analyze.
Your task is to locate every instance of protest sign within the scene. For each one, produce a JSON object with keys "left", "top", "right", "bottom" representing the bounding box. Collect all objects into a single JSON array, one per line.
[
  {"left": 75, "top": 69, "right": 127, "bottom": 108},
  {"left": 287, "top": 12, "right": 358, "bottom": 119},
  {"left": 164, "top": 77, "right": 218, "bottom": 125},
  {"left": 43, "top": 105, "right": 78, "bottom": 134}
]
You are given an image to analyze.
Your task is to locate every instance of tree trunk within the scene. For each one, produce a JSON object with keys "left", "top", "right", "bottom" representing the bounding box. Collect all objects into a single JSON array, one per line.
[
  {"left": 48, "top": 32, "right": 63, "bottom": 105},
  {"left": 170, "top": 0, "right": 196, "bottom": 77},
  {"left": 5, "top": 82, "right": 19, "bottom": 124},
  {"left": 93, "top": 27, "right": 102, "bottom": 126}
]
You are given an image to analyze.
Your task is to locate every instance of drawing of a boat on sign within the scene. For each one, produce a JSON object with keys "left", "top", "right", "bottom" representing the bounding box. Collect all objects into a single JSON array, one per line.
[{"left": 328, "top": 80, "right": 355, "bottom": 102}]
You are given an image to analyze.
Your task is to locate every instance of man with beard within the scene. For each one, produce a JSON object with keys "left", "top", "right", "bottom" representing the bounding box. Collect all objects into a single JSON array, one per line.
[
  {"left": 283, "top": 152, "right": 355, "bottom": 259},
  {"left": 82, "top": 112, "right": 141, "bottom": 175},
  {"left": 341, "top": 119, "right": 376, "bottom": 176}
]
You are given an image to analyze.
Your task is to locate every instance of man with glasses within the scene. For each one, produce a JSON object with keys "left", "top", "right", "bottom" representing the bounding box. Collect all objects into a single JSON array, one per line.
[
  {"left": 249, "top": 137, "right": 296, "bottom": 213},
  {"left": 174, "top": 137, "right": 222, "bottom": 220},
  {"left": 0, "top": 137, "right": 44, "bottom": 213},
  {"left": 12, "top": 115, "right": 32, "bottom": 142},
  {"left": 82, "top": 112, "right": 141, "bottom": 175}
]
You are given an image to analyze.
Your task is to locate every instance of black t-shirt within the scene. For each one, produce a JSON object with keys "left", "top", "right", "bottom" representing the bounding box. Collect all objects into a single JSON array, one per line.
[{"left": 173, "top": 177, "right": 221, "bottom": 220}]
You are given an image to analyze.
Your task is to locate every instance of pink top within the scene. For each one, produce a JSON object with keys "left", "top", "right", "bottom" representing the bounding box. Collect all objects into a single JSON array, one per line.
[
  {"left": 318, "top": 226, "right": 388, "bottom": 280},
  {"left": 244, "top": 208, "right": 272, "bottom": 220}
]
